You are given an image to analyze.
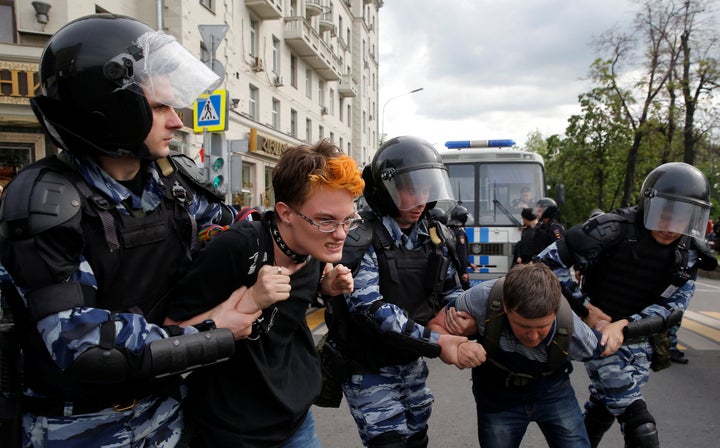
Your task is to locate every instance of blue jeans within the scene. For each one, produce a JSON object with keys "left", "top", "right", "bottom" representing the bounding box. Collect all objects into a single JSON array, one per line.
[
  {"left": 281, "top": 409, "right": 322, "bottom": 448},
  {"left": 473, "top": 378, "right": 589, "bottom": 448}
]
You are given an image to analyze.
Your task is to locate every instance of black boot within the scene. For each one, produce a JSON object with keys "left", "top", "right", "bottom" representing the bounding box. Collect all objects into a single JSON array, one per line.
[
  {"left": 670, "top": 348, "right": 688, "bottom": 364},
  {"left": 406, "top": 427, "right": 429, "bottom": 448}
]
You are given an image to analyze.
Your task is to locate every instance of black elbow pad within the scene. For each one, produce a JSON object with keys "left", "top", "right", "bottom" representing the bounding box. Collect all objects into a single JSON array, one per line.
[
  {"left": 64, "top": 347, "right": 130, "bottom": 384},
  {"left": 138, "top": 328, "right": 235, "bottom": 379}
]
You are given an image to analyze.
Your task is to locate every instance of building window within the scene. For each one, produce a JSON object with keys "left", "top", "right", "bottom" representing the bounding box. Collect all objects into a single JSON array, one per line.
[
  {"left": 200, "top": 0, "right": 214, "bottom": 12},
  {"left": 0, "top": 1, "right": 16, "bottom": 44},
  {"left": 291, "top": 55, "right": 298, "bottom": 88},
  {"left": 347, "top": 104, "right": 351, "bottom": 126},
  {"left": 250, "top": 20, "right": 258, "bottom": 57},
  {"left": 339, "top": 98, "right": 344, "bottom": 122},
  {"left": 330, "top": 131, "right": 335, "bottom": 144},
  {"left": 318, "top": 80, "right": 325, "bottom": 108},
  {"left": 249, "top": 85, "right": 258, "bottom": 119},
  {"left": 306, "top": 69, "right": 312, "bottom": 98},
  {"left": 329, "top": 89, "right": 335, "bottom": 115},
  {"left": 272, "top": 37, "right": 280, "bottom": 73},
  {"left": 306, "top": 118, "right": 312, "bottom": 143},
  {"left": 339, "top": 137, "right": 344, "bottom": 152},
  {"left": 272, "top": 98, "right": 280, "bottom": 129},
  {"left": 290, "top": 109, "right": 297, "bottom": 136},
  {"left": 319, "top": 125, "right": 325, "bottom": 140}
]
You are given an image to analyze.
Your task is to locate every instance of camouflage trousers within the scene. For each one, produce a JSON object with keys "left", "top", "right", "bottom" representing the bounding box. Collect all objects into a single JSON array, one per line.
[
  {"left": 342, "top": 358, "right": 433, "bottom": 446},
  {"left": 584, "top": 339, "right": 652, "bottom": 418},
  {"left": 23, "top": 391, "right": 185, "bottom": 447}
]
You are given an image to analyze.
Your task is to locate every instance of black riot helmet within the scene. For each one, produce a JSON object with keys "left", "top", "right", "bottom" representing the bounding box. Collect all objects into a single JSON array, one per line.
[
  {"left": 448, "top": 205, "right": 469, "bottom": 226},
  {"left": 429, "top": 208, "right": 448, "bottom": 225},
  {"left": 535, "top": 197, "right": 559, "bottom": 221},
  {"left": 31, "top": 14, "right": 220, "bottom": 159},
  {"left": 639, "top": 162, "right": 711, "bottom": 238},
  {"left": 363, "top": 136, "right": 455, "bottom": 217}
]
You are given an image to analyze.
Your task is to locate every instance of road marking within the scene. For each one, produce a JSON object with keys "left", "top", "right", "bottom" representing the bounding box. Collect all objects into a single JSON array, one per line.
[
  {"left": 680, "top": 317, "right": 720, "bottom": 342},
  {"left": 306, "top": 308, "right": 325, "bottom": 331}
]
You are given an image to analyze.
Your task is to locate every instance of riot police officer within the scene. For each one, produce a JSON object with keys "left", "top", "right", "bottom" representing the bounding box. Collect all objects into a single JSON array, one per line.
[
  {"left": 534, "top": 197, "right": 565, "bottom": 250},
  {"left": 323, "top": 136, "right": 482, "bottom": 447},
  {"left": 536, "top": 162, "right": 717, "bottom": 447},
  {"left": 447, "top": 205, "right": 476, "bottom": 289},
  {"left": 0, "top": 14, "right": 257, "bottom": 446}
]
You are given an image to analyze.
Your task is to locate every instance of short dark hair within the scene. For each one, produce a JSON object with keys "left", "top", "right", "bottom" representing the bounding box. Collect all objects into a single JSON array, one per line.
[{"left": 503, "top": 263, "right": 561, "bottom": 319}]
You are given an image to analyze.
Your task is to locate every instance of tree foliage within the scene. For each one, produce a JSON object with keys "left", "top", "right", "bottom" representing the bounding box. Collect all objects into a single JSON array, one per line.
[{"left": 528, "top": 0, "right": 720, "bottom": 227}]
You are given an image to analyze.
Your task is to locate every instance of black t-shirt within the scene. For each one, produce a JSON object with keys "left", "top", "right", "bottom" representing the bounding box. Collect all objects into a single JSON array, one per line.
[{"left": 167, "top": 218, "right": 323, "bottom": 447}]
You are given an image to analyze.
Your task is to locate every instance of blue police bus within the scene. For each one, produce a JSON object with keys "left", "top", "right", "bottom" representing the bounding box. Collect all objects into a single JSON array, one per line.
[{"left": 438, "top": 139, "right": 546, "bottom": 285}]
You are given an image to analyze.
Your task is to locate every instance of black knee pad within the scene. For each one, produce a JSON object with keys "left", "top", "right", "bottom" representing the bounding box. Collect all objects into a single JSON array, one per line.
[{"left": 618, "top": 400, "right": 658, "bottom": 448}]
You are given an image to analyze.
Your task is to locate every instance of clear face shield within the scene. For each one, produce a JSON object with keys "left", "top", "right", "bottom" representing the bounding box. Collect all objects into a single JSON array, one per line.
[
  {"left": 643, "top": 194, "right": 711, "bottom": 238},
  {"left": 383, "top": 166, "right": 455, "bottom": 211},
  {"left": 104, "top": 30, "right": 220, "bottom": 108}
]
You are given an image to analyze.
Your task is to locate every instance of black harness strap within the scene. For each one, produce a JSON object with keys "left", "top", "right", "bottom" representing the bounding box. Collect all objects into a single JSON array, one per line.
[
  {"left": 72, "top": 181, "right": 120, "bottom": 253},
  {"left": 482, "top": 277, "right": 573, "bottom": 381}
]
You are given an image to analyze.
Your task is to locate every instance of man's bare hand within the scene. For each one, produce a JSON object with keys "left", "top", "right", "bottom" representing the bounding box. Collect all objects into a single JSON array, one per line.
[
  {"left": 438, "top": 333, "right": 469, "bottom": 367},
  {"left": 445, "top": 307, "right": 477, "bottom": 337},
  {"left": 599, "top": 319, "right": 628, "bottom": 356},
  {"left": 456, "top": 341, "right": 486, "bottom": 369},
  {"left": 584, "top": 303, "right": 612, "bottom": 328},
  {"left": 320, "top": 264, "right": 354, "bottom": 296},
  {"left": 237, "top": 265, "right": 291, "bottom": 313},
  {"left": 209, "top": 286, "right": 262, "bottom": 340}
]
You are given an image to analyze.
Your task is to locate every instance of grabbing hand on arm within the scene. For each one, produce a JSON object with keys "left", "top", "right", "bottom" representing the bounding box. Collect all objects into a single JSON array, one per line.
[
  {"left": 584, "top": 302, "right": 612, "bottom": 329},
  {"left": 445, "top": 307, "right": 477, "bottom": 336},
  {"left": 164, "top": 286, "right": 262, "bottom": 340},
  {"left": 597, "top": 319, "right": 628, "bottom": 356}
]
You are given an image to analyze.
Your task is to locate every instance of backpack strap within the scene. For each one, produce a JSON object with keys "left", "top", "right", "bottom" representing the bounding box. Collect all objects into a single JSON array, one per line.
[
  {"left": 546, "top": 298, "right": 573, "bottom": 373},
  {"left": 482, "top": 278, "right": 505, "bottom": 360}
]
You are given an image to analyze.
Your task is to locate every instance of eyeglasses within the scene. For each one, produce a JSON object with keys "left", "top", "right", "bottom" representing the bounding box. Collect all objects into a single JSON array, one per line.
[{"left": 291, "top": 207, "right": 364, "bottom": 233}]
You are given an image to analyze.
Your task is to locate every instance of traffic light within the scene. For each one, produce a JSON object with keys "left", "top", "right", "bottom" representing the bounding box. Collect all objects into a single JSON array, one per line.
[
  {"left": 209, "top": 154, "right": 225, "bottom": 190},
  {"left": 207, "top": 134, "right": 227, "bottom": 193}
]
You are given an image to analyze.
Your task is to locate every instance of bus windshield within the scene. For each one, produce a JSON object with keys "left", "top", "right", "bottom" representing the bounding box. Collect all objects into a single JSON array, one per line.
[{"left": 444, "top": 162, "right": 545, "bottom": 226}]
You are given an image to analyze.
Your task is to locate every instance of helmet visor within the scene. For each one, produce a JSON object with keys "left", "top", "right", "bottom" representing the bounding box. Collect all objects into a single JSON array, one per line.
[
  {"left": 107, "top": 31, "right": 220, "bottom": 108},
  {"left": 643, "top": 196, "right": 710, "bottom": 238},
  {"left": 383, "top": 167, "right": 455, "bottom": 211}
]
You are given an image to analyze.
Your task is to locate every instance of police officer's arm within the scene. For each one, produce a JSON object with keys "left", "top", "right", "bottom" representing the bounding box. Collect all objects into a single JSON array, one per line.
[
  {"left": 348, "top": 248, "right": 468, "bottom": 365},
  {"left": 1, "top": 221, "right": 234, "bottom": 382},
  {"left": 428, "top": 307, "right": 486, "bottom": 369}
]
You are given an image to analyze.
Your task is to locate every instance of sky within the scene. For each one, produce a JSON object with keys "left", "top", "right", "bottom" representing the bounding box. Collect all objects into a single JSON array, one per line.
[{"left": 378, "top": 0, "right": 637, "bottom": 149}]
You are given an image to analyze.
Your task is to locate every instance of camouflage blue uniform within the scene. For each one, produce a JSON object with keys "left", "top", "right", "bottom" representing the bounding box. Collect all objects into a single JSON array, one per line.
[
  {"left": 341, "top": 215, "right": 462, "bottom": 446},
  {"left": 537, "top": 234, "right": 696, "bottom": 432},
  {"left": 0, "top": 152, "right": 229, "bottom": 447}
]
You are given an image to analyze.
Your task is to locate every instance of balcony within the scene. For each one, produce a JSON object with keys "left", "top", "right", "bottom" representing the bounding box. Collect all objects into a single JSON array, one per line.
[
  {"left": 338, "top": 74, "right": 358, "bottom": 98},
  {"left": 319, "top": 12, "right": 334, "bottom": 33},
  {"left": 245, "top": 0, "right": 283, "bottom": 20},
  {"left": 284, "top": 17, "right": 342, "bottom": 81},
  {"left": 306, "top": 0, "right": 323, "bottom": 17}
]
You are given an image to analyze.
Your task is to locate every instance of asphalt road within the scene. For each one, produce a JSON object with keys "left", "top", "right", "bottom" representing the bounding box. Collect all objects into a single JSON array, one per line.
[{"left": 309, "top": 274, "right": 720, "bottom": 447}]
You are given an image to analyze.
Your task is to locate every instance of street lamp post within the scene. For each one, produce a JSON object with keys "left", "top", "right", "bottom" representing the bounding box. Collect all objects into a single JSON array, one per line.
[{"left": 381, "top": 87, "right": 424, "bottom": 139}]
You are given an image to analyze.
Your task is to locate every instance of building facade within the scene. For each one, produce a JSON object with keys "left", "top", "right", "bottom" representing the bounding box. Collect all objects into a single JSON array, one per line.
[{"left": 0, "top": 0, "right": 381, "bottom": 207}]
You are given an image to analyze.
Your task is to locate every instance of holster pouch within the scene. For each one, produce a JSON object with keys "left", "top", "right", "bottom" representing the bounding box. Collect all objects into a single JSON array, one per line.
[
  {"left": 649, "top": 331, "right": 672, "bottom": 372},
  {"left": 314, "top": 334, "right": 346, "bottom": 408}
]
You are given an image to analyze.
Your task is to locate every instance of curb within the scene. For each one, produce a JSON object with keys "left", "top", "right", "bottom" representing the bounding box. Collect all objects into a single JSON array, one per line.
[{"left": 698, "top": 267, "right": 720, "bottom": 280}]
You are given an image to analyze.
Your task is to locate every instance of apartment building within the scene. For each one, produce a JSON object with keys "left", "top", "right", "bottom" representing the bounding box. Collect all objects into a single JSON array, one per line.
[{"left": 0, "top": 0, "right": 381, "bottom": 206}]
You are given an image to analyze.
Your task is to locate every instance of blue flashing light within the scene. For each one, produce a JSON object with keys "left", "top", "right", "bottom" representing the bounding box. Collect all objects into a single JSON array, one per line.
[{"left": 444, "top": 139, "right": 516, "bottom": 149}]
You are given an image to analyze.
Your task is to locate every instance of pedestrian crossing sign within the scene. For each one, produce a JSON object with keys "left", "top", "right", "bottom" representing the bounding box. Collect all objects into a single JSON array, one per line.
[{"left": 194, "top": 89, "right": 228, "bottom": 132}]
